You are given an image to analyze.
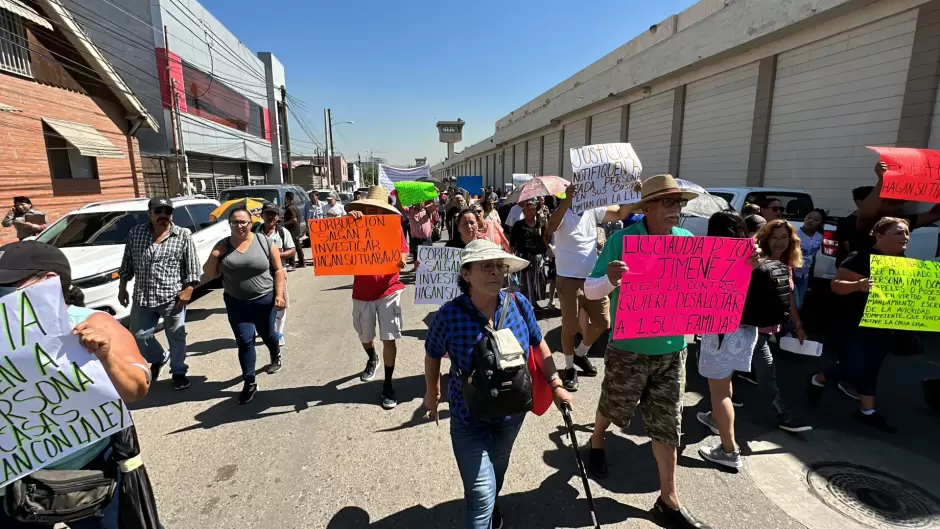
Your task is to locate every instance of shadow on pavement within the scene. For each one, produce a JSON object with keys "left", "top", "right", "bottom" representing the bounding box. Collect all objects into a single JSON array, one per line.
[
  {"left": 128, "top": 375, "right": 243, "bottom": 411},
  {"left": 185, "top": 307, "right": 227, "bottom": 322},
  {"left": 161, "top": 373, "right": 430, "bottom": 434},
  {"left": 188, "top": 337, "right": 237, "bottom": 356},
  {"left": 321, "top": 284, "right": 353, "bottom": 291},
  {"left": 325, "top": 423, "right": 654, "bottom": 528}
]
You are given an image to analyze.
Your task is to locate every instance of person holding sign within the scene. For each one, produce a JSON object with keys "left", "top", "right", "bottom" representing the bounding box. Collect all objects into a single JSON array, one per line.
[
  {"left": 2, "top": 196, "right": 46, "bottom": 241},
  {"left": 543, "top": 183, "right": 635, "bottom": 392},
  {"left": 581, "top": 174, "right": 711, "bottom": 529},
  {"left": 0, "top": 241, "right": 152, "bottom": 529},
  {"left": 808, "top": 217, "right": 911, "bottom": 433},
  {"left": 345, "top": 187, "right": 409, "bottom": 410},
  {"left": 470, "top": 203, "right": 511, "bottom": 253},
  {"left": 855, "top": 161, "right": 940, "bottom": 253},
  {"left": 424, "top": 240, "right": 573, "bottom": 529},
  {"left": 204, "top": 207, "right": 287, "bottom": 405}
]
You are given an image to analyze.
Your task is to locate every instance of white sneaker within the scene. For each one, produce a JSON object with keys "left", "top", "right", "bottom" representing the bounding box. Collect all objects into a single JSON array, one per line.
[
  {"left": 699, "top": 443, "right": 743, "bottom": 469},
  {"left": 838, "top": 382, "right": 860, "bottom": 401},
  {"left": 277, "top": 333, "right": 286, "bottom": 347},
  {"left": 696, "top": 411, "right": 720, "bottom": 435}
]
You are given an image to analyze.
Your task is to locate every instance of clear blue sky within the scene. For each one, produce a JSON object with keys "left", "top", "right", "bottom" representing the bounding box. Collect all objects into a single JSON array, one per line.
[{"left": 201, "top": 0, "right": 696, "bottom": 167}]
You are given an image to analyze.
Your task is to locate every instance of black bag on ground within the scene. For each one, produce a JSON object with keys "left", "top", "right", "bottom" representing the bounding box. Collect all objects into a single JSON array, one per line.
[
  {"left": 3, "top": 468, "right": 117, "bottom": 524},
  {"left": 457, "top": 296, "right": 533, "bottom": 421},
  {"left": 740, "top": 259, "right": 791, "bottom": 328}
]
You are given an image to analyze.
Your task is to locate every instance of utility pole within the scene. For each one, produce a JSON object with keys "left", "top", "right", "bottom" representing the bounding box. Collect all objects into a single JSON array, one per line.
[
  {"left": 327, "top": 108, "right": 336, "bottom": 187},
  {"left": 323, "top": 109, "right": 332, "bottom": 187},
  {"left": 280, "top": 86, "right": 292, "bottom": 184},
  {"left": 163, "top": 26, "right": 185, "bottom": 195},
  {"left": 357, "top": 153, "right": 362, "bottom": 188}
]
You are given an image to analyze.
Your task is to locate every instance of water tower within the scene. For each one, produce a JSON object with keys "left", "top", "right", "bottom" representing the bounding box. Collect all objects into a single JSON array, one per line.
[{"left": 436, "top": 119, "right": 464, "bottom": 159}]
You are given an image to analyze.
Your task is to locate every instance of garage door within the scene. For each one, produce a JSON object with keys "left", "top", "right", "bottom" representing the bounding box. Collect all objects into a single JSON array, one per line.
[
  {"left": 590, "top": 107, "right": 622, "bottom": 145},
  {"left": 248, "top": 162, "right": 266, "bottom": 185},
  {"left": 629, "top": 90, "right": 674, "bottom": 176},
  {"left": 542, "top": 131, "right": 561, "bottom": 177},
  {"left": 513, "top": 143, "right": 525, "bottom": 175},
  {"left": 680, "top": 63, "right": 759, "bottom": 186},
  {"left": 562, "top": 120, "right": 587, "bottom": 180},
  {"left": 764, "top": 10, "right": 915, "bottom": 216},
  {"left": 527, "top": 139, "right": 541, "bottom": 175},
  {"left": 495, "top": 150, "right": 504, "bottom": 187}
]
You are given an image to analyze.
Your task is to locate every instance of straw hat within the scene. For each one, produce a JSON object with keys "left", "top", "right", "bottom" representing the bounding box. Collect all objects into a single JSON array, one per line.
[
  {"left": 344, "top": 185, "right": 401, "bottom": 216},
  {"left": 459, "top": 240, "right": 529, "bottom": 273},
  {"left": 630, "top": 174, "right": 699, "bottom": 212}
]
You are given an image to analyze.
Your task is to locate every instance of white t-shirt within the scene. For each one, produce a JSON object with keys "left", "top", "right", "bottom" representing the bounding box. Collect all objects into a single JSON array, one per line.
[
  {"left": 506, "top": 204, "right": 524, "bottom": 227},
  {"left": 321, "top": 203, "right": 345, "bottom": 217},
  {"left": 553, "top": 207, "right": 607, "bottom": 279}
]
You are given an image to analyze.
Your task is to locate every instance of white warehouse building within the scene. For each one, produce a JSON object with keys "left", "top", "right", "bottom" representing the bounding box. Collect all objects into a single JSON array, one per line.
[{"left": 432, "top": 0, "right": 940, "bottom": 216}]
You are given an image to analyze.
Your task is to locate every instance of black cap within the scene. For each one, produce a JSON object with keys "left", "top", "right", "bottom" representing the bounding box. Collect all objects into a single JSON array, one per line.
[
  {"left": 148, "top": 197, "right": 174, "bottom": 210},
  {"left": 0, "top": 241, "right": 71, "bottom": 285},
  {"left": 261, "top": 203, "right": 280, "bottom": 215}
]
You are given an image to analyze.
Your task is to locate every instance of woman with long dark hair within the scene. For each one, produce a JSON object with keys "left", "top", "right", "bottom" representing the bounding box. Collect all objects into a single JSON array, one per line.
[
  {"left": 808, "top": 217, "right": 910, "bottom": 433},
  {"left": 447, "top": 209, "right": 479, "bottom": 249},
  {"left": 510, "top": 199, "right": 548, "bottom": 307},
  {"left": 204, "top": 206, "right": 286, "bottom": 404}
]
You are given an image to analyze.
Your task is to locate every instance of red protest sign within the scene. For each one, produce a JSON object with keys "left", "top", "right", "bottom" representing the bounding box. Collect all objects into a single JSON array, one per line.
[
  {"left": 613, "top": 236, "right": 753, "bottom": 339},
  {"left": 868, "top": 146, "right": 940, "bottom": 203}
]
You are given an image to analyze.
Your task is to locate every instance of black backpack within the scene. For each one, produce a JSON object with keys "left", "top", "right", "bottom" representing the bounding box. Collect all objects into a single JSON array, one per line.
[
  {"left": 740, "top": 259, "right": 791, "bottom": 328},
  {"left": 456, "top": 295, "right": 533, "bottom": 421}
]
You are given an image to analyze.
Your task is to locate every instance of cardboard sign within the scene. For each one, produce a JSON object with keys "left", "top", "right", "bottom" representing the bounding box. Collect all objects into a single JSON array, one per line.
[
  {"left": 868, "top": 146, "right": 940, "bottom": 203},
  {"left": 394, "top": 181, "right": 438, "bottom": 208},
  {"left": 569, "top": 143, "right": 642, "bottom": 214},
  {"left": 0, "top": 279, "right": 132, "bottom": 487},
  {"left": 308, "top": 215, "right": 403, "bottom": 276},
  {"left": 613, "top": 236, "right": 753, "bottom": 339},
  {"left": 415, "top": 246, "right": 462, "bottom": 305},
  {"left": 860, "top": 255, "right": 940, "bottom": 331}
]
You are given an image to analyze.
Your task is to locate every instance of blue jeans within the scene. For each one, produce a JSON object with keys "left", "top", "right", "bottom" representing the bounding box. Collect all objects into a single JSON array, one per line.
[
  {"left": 793, "top": 274, "right": 809, "bottom": 310},
  {"left": 753, "top": 333, "right": 789, "bottom": 418},
  {"left": 223, "top": 291, "right": 278, "bottom": 383},
  {"left": 450, "top": 414, "right": 525, "bottom": 529},
  {"left": 129, "top": 301, "right": 188, "bottom": 375},
  {"left": 823, "top": 327, "right": 891, "bottom": 396}
]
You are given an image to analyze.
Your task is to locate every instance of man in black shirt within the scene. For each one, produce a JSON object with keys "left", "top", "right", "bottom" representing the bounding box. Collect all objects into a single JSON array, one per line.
[{"left": 834, "top": 186, "right": 873, "bottom": 266}]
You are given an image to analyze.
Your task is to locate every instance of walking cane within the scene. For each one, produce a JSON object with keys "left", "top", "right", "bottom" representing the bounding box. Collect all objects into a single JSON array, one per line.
[{"left": 561, "top": 403, "right": 602, "bottom": 529}]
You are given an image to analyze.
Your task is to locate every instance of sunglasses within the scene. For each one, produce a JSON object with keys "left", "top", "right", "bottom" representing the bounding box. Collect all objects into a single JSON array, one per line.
[
  {"left": 652, "top": 198, "right": 689, "bottom": 208},
  {"left": 478, "top": 262, "right": 510, "bottom": 273},
  {"left": 152, "top": 207, "right": 173, "bottom": 215}
]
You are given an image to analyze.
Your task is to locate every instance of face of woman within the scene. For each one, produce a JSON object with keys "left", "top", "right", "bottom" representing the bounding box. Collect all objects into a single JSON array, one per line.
[
  {"left": 462, "top": 260, "right": 507, "bottom": 296},
  {"left": 767, "top": 226, "right": 791, "bottom": 258},
  {"left": 803, "top": 211, "right": 823, "bottom": 231},
  {"left": 761, "top": 201, "right": 783, "bottom": 221},
  {"left": 457, "top": 213, "right": 478, "bottom": 242},
  {"left": 524, "top": 203, "right": 536, "bottom": 220},
  {"left": 875, "top": 223, "right": 910, "bottom": 255},
  {"left": 229, "top": 211, "right": 252, "bottom": 237}
]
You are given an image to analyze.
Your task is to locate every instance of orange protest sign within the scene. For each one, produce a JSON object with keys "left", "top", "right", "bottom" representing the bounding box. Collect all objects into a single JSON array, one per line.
[
  {"left": 868, "top": 146, "right": 940, "bottom": 203},
  {"left": 308, "top": 215, "right": 403, "bottom": 276}
]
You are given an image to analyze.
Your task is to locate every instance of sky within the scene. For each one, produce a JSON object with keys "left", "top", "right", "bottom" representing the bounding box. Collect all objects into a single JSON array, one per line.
[{"left": 200, "top": 0, "right": 697, "bottom": 167}]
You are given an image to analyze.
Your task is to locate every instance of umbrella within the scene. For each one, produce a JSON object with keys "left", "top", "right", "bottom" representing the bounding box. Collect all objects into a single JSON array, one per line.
[
  {"left": 504, "top": 176, "right": 570, "bottom": 204},
  {"left": 676, "top": 178, "right": 729, "bottom": 219},
  {"left": 210, "top": 197, "right": 267, "bottom": 224}
]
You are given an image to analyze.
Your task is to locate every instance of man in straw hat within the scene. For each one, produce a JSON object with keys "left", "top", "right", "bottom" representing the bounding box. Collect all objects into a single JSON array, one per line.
[
  {"left": 543, "top": 184, "right": 638, "bottom": 393},
  {"left": 582, "top": 174, "right": 712, "bottom": 529},
  {"left": 345, "top": 186, "right": 409, "bottom": 410}
]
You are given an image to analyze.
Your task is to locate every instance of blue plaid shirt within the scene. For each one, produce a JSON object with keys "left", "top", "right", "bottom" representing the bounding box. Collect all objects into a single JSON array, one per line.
[{"left": 426, "top": 291, "right": 543, "bottom": 425}]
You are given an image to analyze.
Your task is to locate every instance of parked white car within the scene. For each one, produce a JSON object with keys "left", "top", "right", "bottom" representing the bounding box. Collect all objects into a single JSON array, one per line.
[{"left": 34, "top": 196, "right": 230, "bottom": 321}]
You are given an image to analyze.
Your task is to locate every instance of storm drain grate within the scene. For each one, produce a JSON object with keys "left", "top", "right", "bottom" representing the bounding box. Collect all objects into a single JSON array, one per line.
[{"left": 807, "top": 463, "right": 940, "bottom": 528}]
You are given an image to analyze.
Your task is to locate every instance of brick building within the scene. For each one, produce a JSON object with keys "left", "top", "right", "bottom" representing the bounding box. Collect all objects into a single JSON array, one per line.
[{"left": 0, "top": 0, "right": 157, "bottom": 244}]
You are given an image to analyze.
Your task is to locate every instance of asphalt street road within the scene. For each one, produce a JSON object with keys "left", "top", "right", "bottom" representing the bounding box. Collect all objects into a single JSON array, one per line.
[{"left": 128, "top": 249, "right": 940, "bottom": 529}]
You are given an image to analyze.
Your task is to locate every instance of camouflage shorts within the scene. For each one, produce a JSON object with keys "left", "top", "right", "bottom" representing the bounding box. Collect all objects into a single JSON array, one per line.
[{"left": 597, "top": 345, "right": 687, "bottom": 447}]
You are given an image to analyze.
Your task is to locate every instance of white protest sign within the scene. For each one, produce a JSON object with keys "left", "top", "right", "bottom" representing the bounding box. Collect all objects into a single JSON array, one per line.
[
  {"left": 0, "top": 279, "right": 131, "bottom": 487},
  {"left": 415, "top": 246, "right": 462, "bottom": 305},
  {"left": 512, "top": 174, "right": 535, "bottom": 188},
  {"left": 569, "top": 143, "right": 642, "bottom": 214}
]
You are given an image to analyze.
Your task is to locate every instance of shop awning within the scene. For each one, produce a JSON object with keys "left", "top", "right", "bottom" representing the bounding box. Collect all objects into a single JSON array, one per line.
[
  {"left": 0, "top": 0, "right": 52, "bottom": 30},
  {"left": 43, "top": 118, "right": 124, "bottom": 159},
  {"left": 0, "top": 102, "right": 21, "bottom": 112}
]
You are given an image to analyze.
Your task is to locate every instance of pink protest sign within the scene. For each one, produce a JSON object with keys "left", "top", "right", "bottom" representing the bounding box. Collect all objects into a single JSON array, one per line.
[
  {"left": 868, "top": 146, "right": 940, "bottom": 203},
  {"left": 613, "top": 236, "right": 753, "bottom": 339}
]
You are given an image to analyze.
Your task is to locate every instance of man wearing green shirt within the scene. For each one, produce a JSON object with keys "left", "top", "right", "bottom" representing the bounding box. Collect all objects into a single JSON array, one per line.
[{"left": 583, "top": 174, "right": 711, "bottom": 529}]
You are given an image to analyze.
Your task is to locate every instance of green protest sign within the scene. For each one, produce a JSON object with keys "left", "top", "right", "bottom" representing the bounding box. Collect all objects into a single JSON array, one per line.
[{"left": 394, "top": 181, "right": 438, "bottom": 207}]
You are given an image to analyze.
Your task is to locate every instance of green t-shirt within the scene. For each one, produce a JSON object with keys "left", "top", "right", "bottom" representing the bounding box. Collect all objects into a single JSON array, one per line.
[{"left": 590, "top": 220, "right": 693, "bottom": 355}]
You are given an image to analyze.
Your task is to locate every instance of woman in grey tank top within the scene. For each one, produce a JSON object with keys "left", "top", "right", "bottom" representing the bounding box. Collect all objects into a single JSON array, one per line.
[{"left": 204, "top": 206, "right": 286, "bottom": 404}]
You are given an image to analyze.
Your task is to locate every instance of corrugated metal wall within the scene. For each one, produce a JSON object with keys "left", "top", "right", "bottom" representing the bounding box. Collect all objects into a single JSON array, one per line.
[
  {"left": 495, "top": 150, "right": 504, "bottom": 187},
  {"left": 590, "top": 108, "right": 622, "bottom": 145},
  {"left": 562, "top": 119, "right": 587, "bottom": 180},
  {"left": 527, "top": 139, "right": 541, "bottom": 175},
  {"left": 764, "top": 10, "right": 916, "bottom": 215},
  {"left": 542, "top": 131, "right": 561, "bottom": 177},
  {"left": 514, "top": 143, "right": 525, "bottom": 175},
  {"left": 629, "top": 90, "right": 675, "bottom": 176},
  {"left": 679, "top": 63, "right": 759, "bottom": 187}
]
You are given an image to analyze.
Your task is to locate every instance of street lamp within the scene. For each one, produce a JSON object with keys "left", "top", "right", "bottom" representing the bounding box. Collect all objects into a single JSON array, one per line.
[{"left": 327, "top": 118, "right": 354, "bottom": 188}]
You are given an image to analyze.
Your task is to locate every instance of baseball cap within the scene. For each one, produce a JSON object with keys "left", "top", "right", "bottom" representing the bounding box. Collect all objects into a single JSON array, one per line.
[
  {"left": 261, "top": 203, "right": 280, "bottom": 215},
  {"left": 148, "top": 197, "right": 174, "bottom": 210},
  {"left": 0, "top": 241, "right": 71, "bottom": 285}
]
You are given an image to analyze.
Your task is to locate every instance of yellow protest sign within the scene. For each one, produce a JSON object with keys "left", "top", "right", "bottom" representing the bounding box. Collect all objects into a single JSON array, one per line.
[{"left": 860, "top": 255, "right": 940, "bottom": 331}]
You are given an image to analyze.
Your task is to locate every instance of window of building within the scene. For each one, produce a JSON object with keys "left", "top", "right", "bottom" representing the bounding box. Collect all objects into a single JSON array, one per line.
[
  {"left": 0, "top": 10, "right": 32, "bottom": 77},
  {"left": 43, "top": 123, "right": 99, "bottom": 179},
  {"left": 182, "top": 62, "right": 265, "bottom": 139}
]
